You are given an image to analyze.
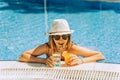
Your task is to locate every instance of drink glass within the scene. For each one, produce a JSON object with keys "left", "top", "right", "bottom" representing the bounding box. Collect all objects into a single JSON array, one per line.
[
  {"left": 62, "top": 51, "right": 74, "bottom": 65},
  {"left": 52, "top": 52, "right": 61, "bottom": 67}
]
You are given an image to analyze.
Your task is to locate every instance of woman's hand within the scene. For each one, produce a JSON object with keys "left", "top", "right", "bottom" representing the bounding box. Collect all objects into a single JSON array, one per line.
[
  {"left": 66, "top": 55, "right": 83, "bottom": 66},
  {"left": 45, "top": 56, "right": 54, "bottom": 67}
]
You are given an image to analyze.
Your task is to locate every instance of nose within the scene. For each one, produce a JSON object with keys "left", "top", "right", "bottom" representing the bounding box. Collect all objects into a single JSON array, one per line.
[
  {"left": 59, "top": 36, "right": 64, "bottom": 41},
  {"left": 58, "top": 37, "right": 64, "bottom": 44}
]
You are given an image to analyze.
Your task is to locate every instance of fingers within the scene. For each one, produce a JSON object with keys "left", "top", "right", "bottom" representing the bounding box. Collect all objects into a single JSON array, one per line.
[
  {"left": 70, "top": 58, "right": 80, "bottom": 66},
  {"left": 46, "top": 55, "right": 82, "bottom": 67},
  {"left": 69, "top": 55, "right": 78, "bottom": 62},
  {"left": 45, "top": 56, "right": 54, "bottom": 67},
  {"left": 66, "top": 56, "right": 82, "bottom": 66}
]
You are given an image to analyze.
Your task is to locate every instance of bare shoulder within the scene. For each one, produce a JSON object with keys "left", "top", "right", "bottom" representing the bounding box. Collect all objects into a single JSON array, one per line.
[
  {"left": 24, "top": 43, "right": 50, "bottom": 55},
  {"left": 70, "top": 44, "right": 100, "bottom": 55},
  {"left": 72, "top": 44, "right": 95, "bottom": 52},
  {"left": 37, "top": 43, "right": 49, "bottom": 49}
]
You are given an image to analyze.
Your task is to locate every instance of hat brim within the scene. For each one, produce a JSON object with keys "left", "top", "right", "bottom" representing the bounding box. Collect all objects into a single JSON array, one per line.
[{"left": 46, "top": 30, "right": 74, "bottom": 35}]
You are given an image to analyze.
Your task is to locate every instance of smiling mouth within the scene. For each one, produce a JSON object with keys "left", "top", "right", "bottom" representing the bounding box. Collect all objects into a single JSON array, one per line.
[{"left": 59, "top": 43, "right": 64, "bottom": 46}]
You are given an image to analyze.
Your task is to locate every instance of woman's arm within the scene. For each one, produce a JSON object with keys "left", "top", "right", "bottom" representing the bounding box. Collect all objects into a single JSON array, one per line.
[
  {"left": 69, "top": 44, "right": 105, "bottom": 63},
  {"left": 19, "top": 44, "right": 49, "bottom": 64}
]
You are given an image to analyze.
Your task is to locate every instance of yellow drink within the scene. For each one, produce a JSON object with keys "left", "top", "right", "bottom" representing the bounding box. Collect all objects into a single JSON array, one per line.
[{"left": 62, "top": 51, "right": 74, "bottom": 65}]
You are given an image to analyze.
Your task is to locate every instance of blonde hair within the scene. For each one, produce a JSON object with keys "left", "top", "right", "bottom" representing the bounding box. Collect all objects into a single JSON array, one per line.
[{"left": 47, "top": 34, "right": 73, "bottom": 52}]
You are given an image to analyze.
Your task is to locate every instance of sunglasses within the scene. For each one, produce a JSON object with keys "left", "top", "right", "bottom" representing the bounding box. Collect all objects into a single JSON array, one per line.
[{"left": 53, "top": 35, "right": 69, "bottom": 40}]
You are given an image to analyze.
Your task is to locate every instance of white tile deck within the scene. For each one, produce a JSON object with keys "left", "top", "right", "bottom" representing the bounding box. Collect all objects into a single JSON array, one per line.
[{"left": 0, "top": 61, "right": 120, "bottom": 80}]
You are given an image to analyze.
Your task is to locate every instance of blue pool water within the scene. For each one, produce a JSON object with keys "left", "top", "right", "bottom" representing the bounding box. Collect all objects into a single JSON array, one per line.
[{"left": 0, "top": 0, "right": 120, "bottom": 63}]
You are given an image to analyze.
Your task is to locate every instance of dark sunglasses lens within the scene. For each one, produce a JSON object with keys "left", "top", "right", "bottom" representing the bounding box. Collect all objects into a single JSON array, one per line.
[
  {"left": 54, "top": 35, "right": 60, "bottom": 40},
  {"left": 62, "top": 35, "right": 68, "bottom": 40}
]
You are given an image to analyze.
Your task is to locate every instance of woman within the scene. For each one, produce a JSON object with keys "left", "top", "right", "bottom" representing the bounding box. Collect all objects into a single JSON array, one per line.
[{"left": 19, "top": 19, "right": 105, "bottom": 67}]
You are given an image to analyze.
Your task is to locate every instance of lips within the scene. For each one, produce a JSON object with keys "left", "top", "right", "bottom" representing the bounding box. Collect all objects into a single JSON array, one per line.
[{"left": 59, "top": 43, "right": 64, "bottom": 45}]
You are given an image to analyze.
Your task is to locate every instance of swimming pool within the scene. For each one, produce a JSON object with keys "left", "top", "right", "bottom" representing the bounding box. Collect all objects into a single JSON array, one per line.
[{"left": 0, "top": 0, "right": 120, "bottom": 63}]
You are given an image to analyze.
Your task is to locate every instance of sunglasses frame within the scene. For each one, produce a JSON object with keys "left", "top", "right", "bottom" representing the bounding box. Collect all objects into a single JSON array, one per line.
[{"left": 53, "top": 35, "right": 69, "bottom": 40}]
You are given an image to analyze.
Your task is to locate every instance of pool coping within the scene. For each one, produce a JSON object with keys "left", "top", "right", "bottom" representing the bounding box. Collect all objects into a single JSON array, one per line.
[
  {"left": 0, "top": 61, "right": 120, "bottom": 72},
  {"left": 0, "top": 61, "right": 120, "bottom": 79}
]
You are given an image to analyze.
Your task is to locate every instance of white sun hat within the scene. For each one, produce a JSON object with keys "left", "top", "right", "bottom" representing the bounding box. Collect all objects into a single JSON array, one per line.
[{"left": 46, "top": 19, "right": 74, "bottom": 35}]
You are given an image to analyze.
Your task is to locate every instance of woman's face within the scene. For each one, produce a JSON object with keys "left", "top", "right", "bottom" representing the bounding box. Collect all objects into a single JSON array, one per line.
[{"left": 53, "top": 34, "right": 69, "bottom": 48}]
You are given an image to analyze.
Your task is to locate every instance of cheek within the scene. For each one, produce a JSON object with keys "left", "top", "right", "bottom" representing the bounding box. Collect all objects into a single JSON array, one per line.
[{"left": 53, "top": 39, "right": 58, "bottom": 45}]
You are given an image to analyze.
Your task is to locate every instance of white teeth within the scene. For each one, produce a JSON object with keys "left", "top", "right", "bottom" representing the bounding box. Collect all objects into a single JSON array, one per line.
[{"left": 59, "top": 43, "right": 63, "bottom": 45}]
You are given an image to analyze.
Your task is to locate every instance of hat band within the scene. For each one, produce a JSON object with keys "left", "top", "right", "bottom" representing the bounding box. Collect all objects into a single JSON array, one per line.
[{"left": 46, "top": 31, "right": 73, "bottom": 34}]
